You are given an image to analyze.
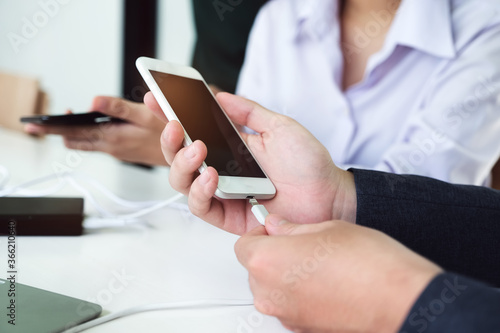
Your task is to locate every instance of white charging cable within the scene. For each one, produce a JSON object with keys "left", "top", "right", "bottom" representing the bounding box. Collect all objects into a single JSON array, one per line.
[
  {"left": 249, "top": 197, "right": 269, "bottom": 225},
  {"left": 0, "top": 165, "right": 10, "bottom": 189},
  {"left": 0, "top": 166, "right": 186, "bottom": 228},
  {"left": 1, "top": 166, "right": 265, "bottom": 332},
  {"left": 70, "top": 172, "right": 161, "bottom": 209},
  {"left": 0, "top": 172, "right": 67, "bottom": 197},
  {"left": 83, "top": 192, "right": 184, "bottom": 228},
  {"left": 0, "top": 166, "right": 272, "bottom": 228},
  {"left": 62, "top": 299, "right": 254, "bottom": 333}
]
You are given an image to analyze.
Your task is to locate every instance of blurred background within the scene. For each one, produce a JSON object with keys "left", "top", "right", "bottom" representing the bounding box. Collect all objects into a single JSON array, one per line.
[{"left": 0, "top": 0, "right": 195, "bottom": 115}]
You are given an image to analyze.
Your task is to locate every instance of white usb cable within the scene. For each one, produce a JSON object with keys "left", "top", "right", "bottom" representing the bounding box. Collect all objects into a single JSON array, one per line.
[
  {"left": 0, "top": 165, "right": 9, "bottom": 189},
  {"left": 0, "top": 166, "right": 185, "bottom": 228},
  {"left": 62, "top": 299, "right": 254, "bottom": 333},
  {"left": 0, "top": 165, "right": 272, "bottom": 228},
  {"left": 249, "top": 198, "right": 269, "bottom": 225},
  {"left": 1, "top": 166, "right": 263, "bottom": 332}
]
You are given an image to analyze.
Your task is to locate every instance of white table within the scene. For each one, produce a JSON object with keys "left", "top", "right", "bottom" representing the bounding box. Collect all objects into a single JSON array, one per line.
[{"left": 0, "top": 128, "right": 288, "bottom": 332}]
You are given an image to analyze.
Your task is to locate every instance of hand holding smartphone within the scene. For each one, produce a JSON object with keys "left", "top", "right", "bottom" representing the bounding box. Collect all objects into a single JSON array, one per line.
[{"left": 136, "top": 57, "right": 276, "bottom": 199}]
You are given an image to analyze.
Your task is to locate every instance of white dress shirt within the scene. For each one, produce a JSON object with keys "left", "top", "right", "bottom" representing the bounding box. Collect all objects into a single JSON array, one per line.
[{"left": 236, "top": 0, "right": 500, "bottom": 185}]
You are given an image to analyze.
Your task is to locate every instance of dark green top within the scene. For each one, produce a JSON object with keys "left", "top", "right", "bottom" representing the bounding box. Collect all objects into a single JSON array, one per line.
[{"left": 191, "top": 0, "right": 268, "bottom": 93}]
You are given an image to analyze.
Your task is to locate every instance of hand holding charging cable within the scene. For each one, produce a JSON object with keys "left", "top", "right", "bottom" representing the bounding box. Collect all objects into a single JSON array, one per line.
[
  {"left": 146, "top": 92, "right": 357, "bottom": 235},
  {"left": 234, "top": 217, "right": 442, "bottom": 333}
]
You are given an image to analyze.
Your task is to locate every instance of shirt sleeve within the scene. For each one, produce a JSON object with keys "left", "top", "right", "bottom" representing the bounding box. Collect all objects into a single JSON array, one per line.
[
  {"left": 351, "top": 168, "right": 500, "bottom": 287},
  {"left": 370, "top": 23, "right": 500, "bottom": 185},
  {"left": 399, "top": 273, "right": 500, "bottom": 333}
]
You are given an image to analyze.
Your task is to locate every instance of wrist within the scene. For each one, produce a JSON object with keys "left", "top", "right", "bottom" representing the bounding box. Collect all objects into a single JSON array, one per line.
[
  {"left": 331, "top": 169, "right": 357, "bottom": 223},
  {"left": 382, "top": 267, "right": 443, "bottom": 333}
]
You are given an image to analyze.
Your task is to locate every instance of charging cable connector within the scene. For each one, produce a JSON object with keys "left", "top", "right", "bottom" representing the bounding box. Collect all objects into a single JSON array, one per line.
[{"left": 249, "top": 198, "right": 269, "bottom": 225}]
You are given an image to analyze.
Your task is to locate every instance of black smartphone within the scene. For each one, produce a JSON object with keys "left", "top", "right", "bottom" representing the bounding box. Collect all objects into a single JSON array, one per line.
[{"left": 20, "top": 112, "right": 127, "bottom": 126}]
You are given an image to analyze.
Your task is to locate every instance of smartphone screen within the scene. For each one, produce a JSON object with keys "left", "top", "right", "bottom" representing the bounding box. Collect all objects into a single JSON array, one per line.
[{"left": 150, "top": 70, "right": 266, "bottom": 178}]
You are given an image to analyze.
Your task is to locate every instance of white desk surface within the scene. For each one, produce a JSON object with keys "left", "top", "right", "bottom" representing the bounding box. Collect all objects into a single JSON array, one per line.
[{"left": 0, "top": 128, "right": 288, "bottom": 333}]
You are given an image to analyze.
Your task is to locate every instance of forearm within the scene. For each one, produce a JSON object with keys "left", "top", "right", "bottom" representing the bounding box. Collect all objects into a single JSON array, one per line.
[
  {"left": 350, "top": 168, "right": 500, "bottom": 286},
  {"left": 399, "top": 273, "right": 500, "bottom": 333}
]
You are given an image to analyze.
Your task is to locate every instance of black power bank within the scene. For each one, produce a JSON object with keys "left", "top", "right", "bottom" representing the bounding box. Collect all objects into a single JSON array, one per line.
[{"left": 0, "top": 197, "right": 84, "bottom": 236}]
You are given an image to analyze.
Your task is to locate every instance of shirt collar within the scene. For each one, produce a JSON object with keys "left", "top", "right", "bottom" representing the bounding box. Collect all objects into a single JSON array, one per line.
[
  {"left": 387, "top": 0, "right": 456, "bottom": 59},
  {"left": 291, "top": 0, "right": 456, "bottom": 59},
  {"left": 293, "top": 0, "right": 340, "bottom": 41}
]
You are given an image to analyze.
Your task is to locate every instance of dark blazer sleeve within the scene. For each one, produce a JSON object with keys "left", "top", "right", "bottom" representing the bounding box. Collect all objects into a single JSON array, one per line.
[
  {"left": 399, "top": 273, "right": 500, "bottom": 333},
  {"left": 351, "top": 169, "right": 500, "bottom": 286}
]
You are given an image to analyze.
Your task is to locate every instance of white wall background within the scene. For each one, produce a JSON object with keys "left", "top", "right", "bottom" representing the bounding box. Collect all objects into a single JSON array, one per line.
[{"left": 0, "top": 0, "right": 196, "bottom": 115}]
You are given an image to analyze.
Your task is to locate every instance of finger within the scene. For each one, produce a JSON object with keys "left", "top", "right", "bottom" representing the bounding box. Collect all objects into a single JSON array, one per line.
[
  {"left": 245, "top": 225, "right": 269, "bottom": 237},
  {"left": 25, "top": 124, "right": 46, "bottom": 135},
  {"left": 247, "top": 275, "right": 272, "bottom": 316},
  {"left": 234, "top": 226, "right": 268, "bottom": 265},
  {"left": 62, "top": 125, "right": 126, "bottom": 152},
  {"left": 208, "top": 84, "right": 223, "bottom": 95},
  {"left": 91, "top": 96, "right": 150, "bottom": 124},
  {"left": 24, "top": 124, "right": 95, "bottom": 137},
  {"left": 265, "top": 215, "right": 336, "bottom": 236},
  {"left": 144, "top": 91, "right": 168, "bottom": 123},
  {"left": 216, "top": 92, "right": 284, "bottom": 133},
  {"left": 187, "top": 167, "right": 224, "bottom": 223},
  {"left": 63, "top": 137, "right": 103, "bottom": 152},
  {"left": 169, "top": 140, "right": 207, "bottom": 195},
  {"left": 279, "top": 321, "right": 297, "bottom": 333},
  {"left": 160, "top": 120, "right": 185, "bottom": 165}
]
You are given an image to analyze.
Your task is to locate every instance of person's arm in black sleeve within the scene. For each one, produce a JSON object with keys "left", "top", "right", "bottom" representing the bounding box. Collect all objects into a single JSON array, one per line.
[
  {"left": 399, "top": 273, "right": 500, "bottom": 333},
  {"left": 351, "top": 168, "right": 500, "bottom": 286}
]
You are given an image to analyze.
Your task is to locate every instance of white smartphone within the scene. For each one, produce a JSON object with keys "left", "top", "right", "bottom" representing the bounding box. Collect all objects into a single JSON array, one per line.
[{"left": 136, "top": 57, "right": 276, "bottom": 200}]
